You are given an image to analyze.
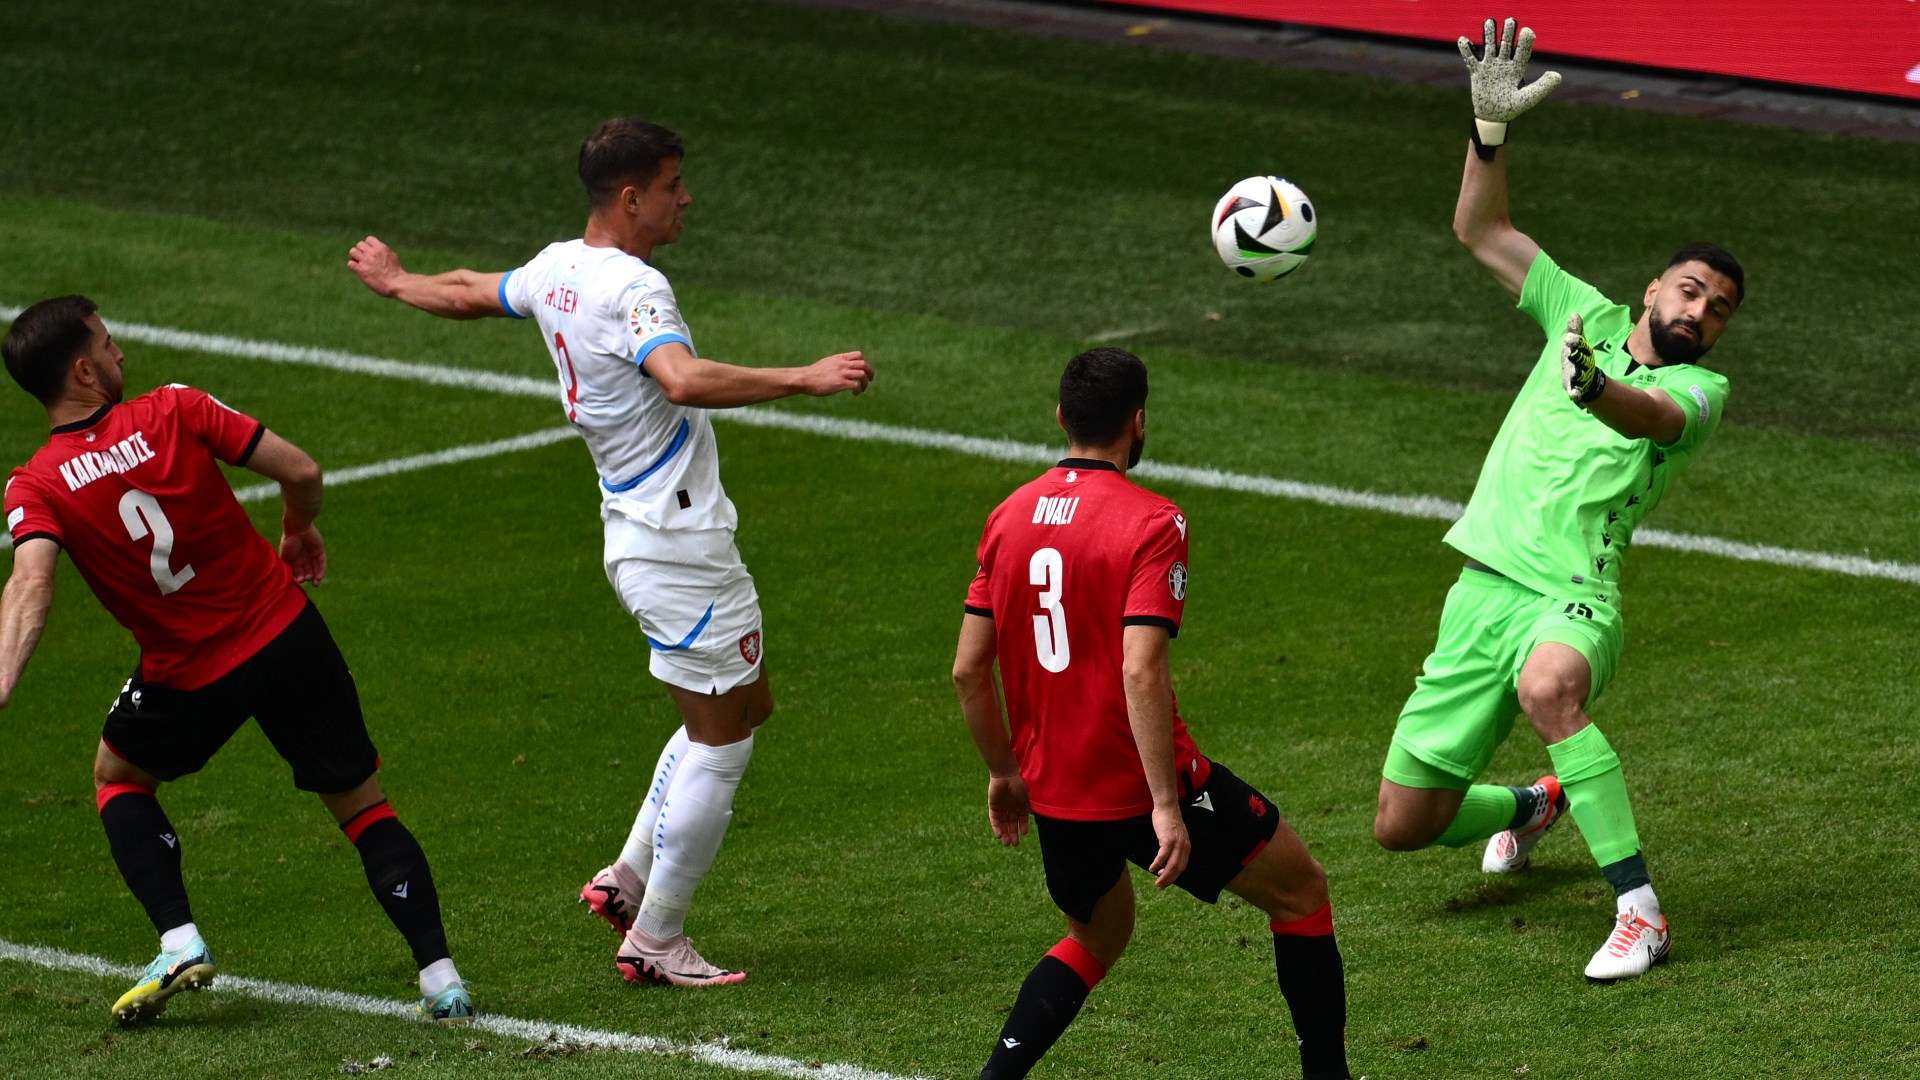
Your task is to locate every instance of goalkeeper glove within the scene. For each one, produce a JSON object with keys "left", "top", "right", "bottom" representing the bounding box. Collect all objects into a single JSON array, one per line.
[
  {"left": 1561, "top": 313, "right": 1607, "bottom": 405},
  {"left": 1458, "top": 17, "right": 1562, "bottom": 157}
]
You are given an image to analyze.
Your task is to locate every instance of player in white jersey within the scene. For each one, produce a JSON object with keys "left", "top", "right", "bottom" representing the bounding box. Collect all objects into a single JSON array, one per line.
[{"left": 347, "top": 118, "right": 873, "bottom": 986}]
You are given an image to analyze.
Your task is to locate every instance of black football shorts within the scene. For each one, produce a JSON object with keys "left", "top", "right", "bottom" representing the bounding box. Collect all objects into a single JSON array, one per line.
[
  {"left": 1033, "top": 760, "right": 1282, "bottom": 924},
  {"left": 101, "top": 600, "right": 379, "bottom": 794}
]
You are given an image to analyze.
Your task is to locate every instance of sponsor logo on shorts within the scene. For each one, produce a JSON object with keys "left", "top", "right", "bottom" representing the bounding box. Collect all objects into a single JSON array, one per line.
[
  {"left": 1249, "top": 794, "right": 1268, "bottom": 818},
  {"left": 738, "top": 630, "right": 762, "bottom": 665},
  {"left": 1168, "top": 562, "right": 1187, "bottom": 600}
]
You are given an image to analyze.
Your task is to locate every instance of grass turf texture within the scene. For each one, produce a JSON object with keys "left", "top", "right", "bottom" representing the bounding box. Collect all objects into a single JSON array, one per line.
[{"left": 2, "top": 1, "right": 1917, "bottom": 1077}]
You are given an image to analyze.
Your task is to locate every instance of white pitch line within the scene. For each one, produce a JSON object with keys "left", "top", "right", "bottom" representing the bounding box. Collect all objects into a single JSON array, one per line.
[
  {"left": 3, "top": 305, "right": 1915, "bottom": 586},
  {"left": 0, "top": 938, "right": 932, "bottom": 1080}
]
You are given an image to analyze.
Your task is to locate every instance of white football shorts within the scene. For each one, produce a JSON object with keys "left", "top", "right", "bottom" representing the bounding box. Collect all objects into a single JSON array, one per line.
[{"left": 603, "top": 513, "right": 764, "bottom": 695}]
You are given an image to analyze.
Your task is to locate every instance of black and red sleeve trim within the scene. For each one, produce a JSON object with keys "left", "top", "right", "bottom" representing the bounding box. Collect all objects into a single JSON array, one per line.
[
  {"left": 964, "top": 604, "right": 993, "bottom": 619},
  {"left": 235, "top": 422, "right": 267, "bottom": 468},
  {"left": 1121, "top": 614, "right": 1179, "bottom": 638},
  {"left": 8, "top": 531, "right": 61, "bottom": 550}
]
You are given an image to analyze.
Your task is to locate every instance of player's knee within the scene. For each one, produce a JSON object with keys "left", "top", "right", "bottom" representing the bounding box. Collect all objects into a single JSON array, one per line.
[
  {"left": 1517, "top": 673, "right": 1584, "bottom": 735},
  {"left": 1268, "top": 858, "right": 1330, "bottom": 922},
  {"left": 1372, "top": 813, "right": 1438, "bottom": 852}
]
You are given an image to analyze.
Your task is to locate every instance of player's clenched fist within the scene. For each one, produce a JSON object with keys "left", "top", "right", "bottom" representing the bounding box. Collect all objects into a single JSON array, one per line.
[
  {"left": 1561, "top": 313, "right": 1607, "bottom": 405},
  {"left": 347, "top": 236, "right": 407, "bottom": 297},
  {"left": 801, "top": 350, "right": 874, "bottom": 396}
]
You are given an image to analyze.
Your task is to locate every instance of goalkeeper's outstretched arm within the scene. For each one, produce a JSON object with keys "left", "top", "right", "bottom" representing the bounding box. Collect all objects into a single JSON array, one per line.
[{"left": 1451, "top": 16, "right": 1561, "bottom": 299}]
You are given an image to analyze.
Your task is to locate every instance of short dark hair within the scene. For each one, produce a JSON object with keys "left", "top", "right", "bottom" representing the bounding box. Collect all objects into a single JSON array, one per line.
[
  {"left": 1667, "top": 242, "right": 1745, "bottom": 305},
  {"left": 3, "top": 294, "right": 97, "bottom": 403},
  {"left": 579, "top": 118, "right": 684, "bottom": 208},
  {"left": 1059, "top": 347, "right": 1149, "bottom": 446}
]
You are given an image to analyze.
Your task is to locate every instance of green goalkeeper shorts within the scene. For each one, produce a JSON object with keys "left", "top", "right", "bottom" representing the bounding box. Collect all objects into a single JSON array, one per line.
[{"left": 1384, "top": 566, "right": 1623, "bottom": 789}]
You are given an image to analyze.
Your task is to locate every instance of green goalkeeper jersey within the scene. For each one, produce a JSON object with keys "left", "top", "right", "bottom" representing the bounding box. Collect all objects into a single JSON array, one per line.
[{"left": 1442, "top": 251, "right": 1730, "bottom": 602}]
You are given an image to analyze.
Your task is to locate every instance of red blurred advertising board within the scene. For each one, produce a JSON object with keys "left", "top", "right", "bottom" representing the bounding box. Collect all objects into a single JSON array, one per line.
[{"left": 1101, "top": 1, "right": 1920, "bottom": 101}]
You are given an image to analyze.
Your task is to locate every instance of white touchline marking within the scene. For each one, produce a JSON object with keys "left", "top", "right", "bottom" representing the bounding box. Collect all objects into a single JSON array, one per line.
[
  {"left": 2, "top": 305, "right": 1914, "bottom": 586},
  {"left": 0, "top": 427, "right": 580, "bottom": 551},
  {"left": 0, "top": 938, "right": 933, "bottom": 1080},
  {"left": 1087, "top": 322, "right": 1168, "bottom": 343}
]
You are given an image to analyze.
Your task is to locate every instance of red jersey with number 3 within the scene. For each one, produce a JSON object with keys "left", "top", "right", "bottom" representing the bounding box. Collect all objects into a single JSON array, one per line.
[
  {"left": 966, "top": 458, "right": 1208, "bottom": 821},
  {"left": 5, "top": 385, "right": 307, "bottom": 689}
]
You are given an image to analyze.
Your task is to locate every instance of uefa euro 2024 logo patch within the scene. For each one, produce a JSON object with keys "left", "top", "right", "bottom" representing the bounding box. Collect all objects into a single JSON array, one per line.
[
  {"left": 629, "top": 301, "right": 664, "bottom": 335},
  {"left": 1168, "top": 562, "right": 1188, "bottom": 600}
]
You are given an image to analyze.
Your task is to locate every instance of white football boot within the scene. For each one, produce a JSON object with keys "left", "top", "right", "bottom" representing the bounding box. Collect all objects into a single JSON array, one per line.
[
  {"left": 1585, "top": 907, "right": 1671, "bottom": 982},
  {"left": 1482, "top": 774, "right": 1567, "bottom": 873},
  {"left": 616, "top": 927, "right": 746, "bottom": 988},
  {"left": 579, "top": 862, "right": 644, "bottom": 935}
]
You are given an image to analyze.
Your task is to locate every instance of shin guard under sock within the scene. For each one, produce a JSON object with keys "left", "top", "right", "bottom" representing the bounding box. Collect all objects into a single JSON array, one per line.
[
  {"left": 636, "top": 734, "right": 753, "bottom": 940},
  {"left": 619, "top": 726, "right": 691, "bottom": 881},
  {"left": 98, "top": 784, "right": 193, "bottom": 934},
  {"left": 341, "top": 803, "right": 450, "bottom": 968},
  {"left": 1546, "top": 724, "right": 1643, "bottom": 867},
  {"left": 981, "top": 938, "right": 1106, "bottom": 1080},
  {"left": 1272, "top": 904, "right": 1352, "bottom": 1080}
]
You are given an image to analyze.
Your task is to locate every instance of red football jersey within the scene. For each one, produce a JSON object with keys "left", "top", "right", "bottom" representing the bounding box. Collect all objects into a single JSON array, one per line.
[
  {"left": 5, "top": 385, "right": 307, "bottom": 689},
  {"left": 966, "top": 458, "right": 1209, "bottom": 821}
]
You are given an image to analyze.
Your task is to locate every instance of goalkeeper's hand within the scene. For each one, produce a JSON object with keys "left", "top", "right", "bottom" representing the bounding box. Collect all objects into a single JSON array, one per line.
[
  {"left": 1561, "top": 313, "right": 1607, "bottom": 406},
  {"left": 1458, "top": 17, "right": 1562, "bottom": 150}
]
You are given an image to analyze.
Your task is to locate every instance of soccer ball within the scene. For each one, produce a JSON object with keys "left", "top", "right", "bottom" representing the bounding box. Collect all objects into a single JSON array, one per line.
[{"left": 1210, "top": 176, "right": 1317, "bottom": 282}]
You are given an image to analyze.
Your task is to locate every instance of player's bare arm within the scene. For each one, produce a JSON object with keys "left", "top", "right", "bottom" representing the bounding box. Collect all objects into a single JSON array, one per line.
[
  {"left": 348, "top": 236, "right": 511, "bottom": 320},
  {"left": 1560, "top": 314, "right": 1687, "bottom": 443},
  {"left": 1121, "top": 624, "right": 1190, "bottom": 887},
  {"left": 1452, "top": 17, "right": 1559, "bottom": 299},
  {"left": 954, "top": 612, "right": 1029, "bottom": 847},
  {"left": 643, "top": 341, "right": 872, "bottom": 409},
  {"left": 245, "top": 429, "right": 328, "bottom": 585},
  {"left": 0, "top": 538, "right": 58, "bottom": 708}
]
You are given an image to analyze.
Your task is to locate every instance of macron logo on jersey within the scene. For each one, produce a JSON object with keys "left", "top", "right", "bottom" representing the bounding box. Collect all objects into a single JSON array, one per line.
[
  {"left": 56, "top": 431, "right": 157, "bottom": 492},
  {"left": 1032, "top": 495, "right": 1080, "bottom": 526}
]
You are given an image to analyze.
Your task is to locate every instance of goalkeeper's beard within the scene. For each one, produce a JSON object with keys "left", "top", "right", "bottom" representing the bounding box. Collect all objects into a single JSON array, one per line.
[
  {"left": 1649, "top": 311, "right": 1709, "bottom": 365},
  {"left": 1127, "top": 432, "right": 1145, "bottom": 469}
]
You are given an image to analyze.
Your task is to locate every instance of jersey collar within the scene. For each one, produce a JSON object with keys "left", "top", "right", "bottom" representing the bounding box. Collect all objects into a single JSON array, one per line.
[
  {"left": 50, "top": 402, "right": 114, "bottom": 435},
  {"left": 1056, "top": 457, "right": 1119, "bottom": 472}
]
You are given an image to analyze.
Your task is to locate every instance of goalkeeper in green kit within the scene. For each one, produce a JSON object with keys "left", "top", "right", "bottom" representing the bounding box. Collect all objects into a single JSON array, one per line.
[{"left": 1370, "top": 17, "right": 1746, "bottom": 982}]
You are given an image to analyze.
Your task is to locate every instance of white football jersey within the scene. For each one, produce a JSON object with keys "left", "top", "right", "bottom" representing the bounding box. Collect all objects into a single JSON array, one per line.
[{"left": 501, "top": 240, "right": 735, "bottom": 533}]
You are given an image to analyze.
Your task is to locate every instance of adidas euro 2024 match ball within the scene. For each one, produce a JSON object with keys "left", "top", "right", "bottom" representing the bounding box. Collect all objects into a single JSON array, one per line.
[{"left": 1211, "top": 176, "right": 1317, "bottom": 282}]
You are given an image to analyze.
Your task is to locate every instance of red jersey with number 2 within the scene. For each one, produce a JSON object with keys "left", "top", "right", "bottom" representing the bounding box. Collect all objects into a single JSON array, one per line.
[
  {"left": 966, "top": 459, "right": 1208, "bottom": 821},
  {"left": 5, "top": 385, "right": 307, "bottom": 689}
]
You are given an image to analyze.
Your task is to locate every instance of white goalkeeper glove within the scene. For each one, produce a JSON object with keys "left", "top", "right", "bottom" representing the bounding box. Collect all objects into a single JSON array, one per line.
[
  {"left": 1561, "top": 313, "right": 1607, "bottom": 406},
  {"left": 1458, "top": 17, "right": 1562, "bottom": 155}
]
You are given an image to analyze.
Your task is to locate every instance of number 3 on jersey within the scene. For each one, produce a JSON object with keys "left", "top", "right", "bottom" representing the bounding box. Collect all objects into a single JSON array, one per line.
[
  {"left": 1030, "top": 546, "right": 1070, "bottom": 673},
  {"left": 118, "top": 489, "right": 196, "bottom": 595}
]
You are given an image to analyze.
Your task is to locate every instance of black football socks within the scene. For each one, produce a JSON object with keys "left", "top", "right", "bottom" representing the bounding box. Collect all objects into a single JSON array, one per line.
[
  {"left": 1272, "top": 903, "right": 1352, "bottom": 1080},
  {"left": 98, "top": 784, "right": 193, "bottom": 934},
  {"left": 341, "top": 802, "right": 450, "bottom": 968},
  {"left": 980, "top": 937, "right": 1109, "bottom": 1079}
]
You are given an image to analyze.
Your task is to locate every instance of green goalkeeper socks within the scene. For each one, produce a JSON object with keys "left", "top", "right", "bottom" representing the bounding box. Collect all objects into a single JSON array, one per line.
[
  {"left": 1434, "top": 785, "right": 1517, "bottom": 848},
  {"left": 1546, "top": 723, "right": 1642, "bottom": 866}
]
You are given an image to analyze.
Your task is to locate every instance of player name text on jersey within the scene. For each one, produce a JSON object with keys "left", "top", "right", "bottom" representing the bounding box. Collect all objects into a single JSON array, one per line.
[
  {"left": 57, "top": 431, "right": 157, "bottom": 492},
  {"left": 1031, "top": 495, "right": 1081, "bottom": 526}
]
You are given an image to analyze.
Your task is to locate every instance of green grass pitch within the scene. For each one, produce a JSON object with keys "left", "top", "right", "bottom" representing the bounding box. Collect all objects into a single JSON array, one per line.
[{"left": 2, "top": 2, "right": 1917, "bottom": 1077}]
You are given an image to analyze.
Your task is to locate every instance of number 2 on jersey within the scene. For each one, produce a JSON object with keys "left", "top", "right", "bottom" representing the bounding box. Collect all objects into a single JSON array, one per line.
[
  {"left": 117, "top": 490, "right": 196, "bottom": 595},
  {"left": 1030, "top": 547, "right": 1070, "bottom": 673},
  {"left": 553, "top": 331, "right": 580, "bottom": 421}
]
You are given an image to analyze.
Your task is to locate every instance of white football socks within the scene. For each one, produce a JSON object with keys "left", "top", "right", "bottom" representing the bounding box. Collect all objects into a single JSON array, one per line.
[
  {"left": 618, "top": 726, "right": 692, "bottom": 882},
  {"left": 1618, "top": 883, "right": 1661, "bottom": 921},
  {"left": 418, "top": 956, "right": 462, "bottom": 997},
  {"left": 159, "top": 922, "right": 200, "bottom": 953},
  {"left": 634, "top": 733, "right": 754, "bottom": 941}
]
